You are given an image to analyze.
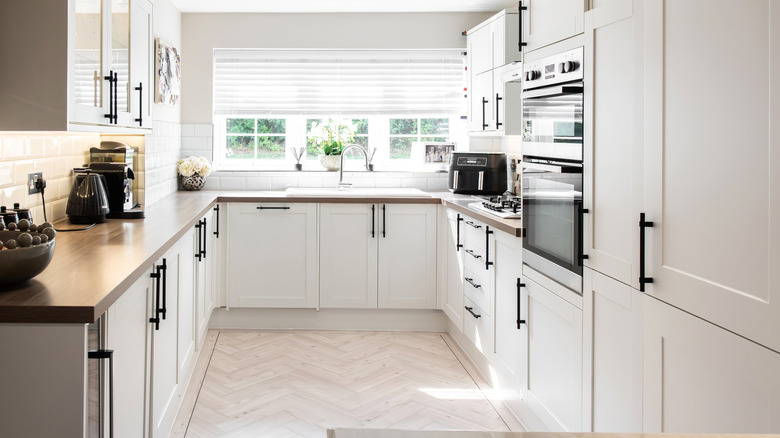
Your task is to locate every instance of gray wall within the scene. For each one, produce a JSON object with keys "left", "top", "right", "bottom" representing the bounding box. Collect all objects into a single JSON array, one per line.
[{"left": 181, "top": 12, "right": 493, "bottom": 123}]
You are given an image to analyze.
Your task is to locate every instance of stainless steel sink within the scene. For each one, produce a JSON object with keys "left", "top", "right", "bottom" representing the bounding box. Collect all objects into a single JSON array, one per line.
[{"left": 285, "top": 187, "right": 432, "bottom": 198}]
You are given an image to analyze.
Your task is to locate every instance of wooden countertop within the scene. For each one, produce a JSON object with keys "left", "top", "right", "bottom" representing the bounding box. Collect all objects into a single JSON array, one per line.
[{"left": 0, "top": 190, "right": 520, "bottom": 324}]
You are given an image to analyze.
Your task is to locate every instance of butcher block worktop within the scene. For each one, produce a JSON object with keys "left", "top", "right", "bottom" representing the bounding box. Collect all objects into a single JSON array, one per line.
[{"left": 0, "top": 190, "right": 520, "bottom": 324}]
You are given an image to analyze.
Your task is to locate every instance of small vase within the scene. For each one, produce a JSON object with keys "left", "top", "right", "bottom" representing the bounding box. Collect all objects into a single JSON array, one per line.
[
  {"left": 181, "top": 175, "right": 206, "bottom": 191},
  {"left": 319, "top": 154, "right": 341, "bottom": 171}
]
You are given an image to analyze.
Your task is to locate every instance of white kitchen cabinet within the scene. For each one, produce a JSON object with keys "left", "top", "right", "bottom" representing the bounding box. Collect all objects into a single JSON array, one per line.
[
  {"left": 319, "top": 203, "right": 379, "bottom": 308},
  {"left": 463, "top": 296, "right": 494, "bottom": 358},
  {"left": 105, "top": 268, "right": 151, "bottom": 438},
  {"left": 0, "top": 0, "right": 153, "bottom": 132},
  {"left": 582, "top": 0, "right": 644, "bottom": 289},
  {"left": 643, "top": 295, "right": 780, "bottom": 433},
  {"left": 194, "top": 205, "right": 219, "bottom": 345},
  {"left": 467, "top": 9, "right": 523, "bottom": 73},
  {"left": 378, "top": 204, "right": 438, "bottom": 309},
  {"left": 521, "top": 275, "right": 584, "bottom": 432},
  {"left": 492, "top": 229, "right": 523, "bottom": 385},
  {"left": 469, "top": 71, "right": 494, "bottom": 132},
  {"left": 521, "top": 0, "right": 588, "bottom": 53},
  {"left": 643, "top": 0, "right": 780, "bottom": 353},
  {"left": 227, "top": 203, "right": 318, "bottom": 308},
  {"left": 583, "top": 267, "right": 642, "bottom": 432},
  {"left": 440, "top": 209, "right": 465, "bottom": 330}
]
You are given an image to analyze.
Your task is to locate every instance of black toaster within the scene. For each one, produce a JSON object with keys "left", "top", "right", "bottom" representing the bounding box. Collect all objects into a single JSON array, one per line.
[{"left": 448, "top": 152, "right": 507, "bottom": 195}]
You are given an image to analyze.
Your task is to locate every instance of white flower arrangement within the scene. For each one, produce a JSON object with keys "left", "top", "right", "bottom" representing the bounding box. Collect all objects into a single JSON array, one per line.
[
  {"left": 177, "top": 156, "right": 212, "bottom": 178},
  {"left": 308, "top": 118, "right": 356, "bottom": 155}
]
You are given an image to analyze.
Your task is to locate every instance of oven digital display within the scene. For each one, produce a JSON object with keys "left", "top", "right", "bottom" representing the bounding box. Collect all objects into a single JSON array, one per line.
[
  {"left": 545, "top": 64, "right": 556, "bottom": 74},
  {"left": 457, "top": 157, "right": 487, "bottom": 166}
]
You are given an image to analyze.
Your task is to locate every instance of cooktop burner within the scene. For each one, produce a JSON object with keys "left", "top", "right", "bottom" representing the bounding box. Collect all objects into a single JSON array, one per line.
[{"left": 467, "top": 195, "right": 522, "bottom": 219}]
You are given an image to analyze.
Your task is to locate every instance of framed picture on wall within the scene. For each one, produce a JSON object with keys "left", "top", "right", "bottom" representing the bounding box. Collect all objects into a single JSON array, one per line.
[{"left": 155, "top": 38, "right": 181, "bottom": 106}]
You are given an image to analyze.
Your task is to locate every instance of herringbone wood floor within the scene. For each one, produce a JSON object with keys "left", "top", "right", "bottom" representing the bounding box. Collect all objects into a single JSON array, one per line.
[{"left": 175, "top": 331, "right": 516, "bottom": 438}]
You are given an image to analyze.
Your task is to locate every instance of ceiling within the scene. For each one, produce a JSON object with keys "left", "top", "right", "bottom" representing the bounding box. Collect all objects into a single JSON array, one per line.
[{"left": 169, "top": 0, "right": 515, "bottom": 13}]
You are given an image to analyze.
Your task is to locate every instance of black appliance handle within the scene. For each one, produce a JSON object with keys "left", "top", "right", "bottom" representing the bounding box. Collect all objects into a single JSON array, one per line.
[
  {"left": 371, "top": 204, "right": 376, "bottom": 238},
  {"left": 465, "top": 249, "right": 482, "bottom": 260},
  {"left": 257, "top": 206, "right": 291, "bottom": 210},
  {"left": 516, "top": 279, "right": 526, "bottom": 328},
  {"left": 201, "top": 218, "right": 207, "bottom": 259},
  {"left": 578, "top": 202, "right": 588, "bottom": 266},
  {"left": 213, "top": 205, "right": 220, "bottom": 238},
  {"left": 485, "top": 227, "right": 494, "bottom": 270},
  {"left": 639, "top": 213, "right": 654, "bottom": 292},
  {"left": 149, "top": 267, "right": 161, "bottom": 330},
  {"left": 134, "top": 82, "right": 143, "bottom": 126},
  {"left": 382, "top": 204, "right": 387, "bottom": 238},
  {"left": 518, "top": 1, "right": 528, "bottom": 51},
  {"left": 520, "top": 160, "right": 583, "bottom": 174},
  {"left": 496, "top": 93, "right": 503, "bottom": 129},
  {"left": 160, "top": 259, "right": 167, "bottom": 320},
  {"left": 87, "top": 349, "right": 115, "bottom": 438},
  {"left": 522, "top": 83, "right": 583, "bottom": 100},
  {"left": 465, "top": 277, "right": 481, "bottom": 289},
  {"left": 104, "top": 70, "right": 114, "bottom": 123},
  {"left": 195, "top": 222, "right": 202, "bottom": 261},
  {"left": 465, "top": 306, "right": 482, "bottom": 319},
  {"left": 482, "top": 97, "right": 489, "bottom": 129},
  {"left": 456, "top": 214, "right": 464, "bottom": 251}
]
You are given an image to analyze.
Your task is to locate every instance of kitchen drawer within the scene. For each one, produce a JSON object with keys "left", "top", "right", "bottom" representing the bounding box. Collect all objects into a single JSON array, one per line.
[
  {"left": 462, "top": 216, "right": 487, "bottom": 246},
  {"left": 463, "top": 245, "right": 491, "bottom": 279},
  {"left": 464, "top": 266, "right": 491, "bottom": 315},
  {"left": 463, "top": 296, "right": 494, "bottom": 357}
]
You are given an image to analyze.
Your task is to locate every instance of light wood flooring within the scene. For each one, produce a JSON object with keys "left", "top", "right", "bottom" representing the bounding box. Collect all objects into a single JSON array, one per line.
[{"left": 173, "top": 331, "right": 522, "bottom": 438}]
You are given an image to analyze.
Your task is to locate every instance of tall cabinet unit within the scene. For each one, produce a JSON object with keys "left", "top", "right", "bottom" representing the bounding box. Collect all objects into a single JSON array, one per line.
[
  {"left": 521, "top": 0, "right": 588, "bottom": 53},
  {"left": 0, "top": 0, "right": 153, "bottom": 132},
  {"left": 439, "top": 209, "right": 465, "bottom": 330},
  {"left": 193, "top": 205, "right": 219, "bottom": 345},
  {"left": 227, "top": 203, "right": 318, "bottom": 308}
]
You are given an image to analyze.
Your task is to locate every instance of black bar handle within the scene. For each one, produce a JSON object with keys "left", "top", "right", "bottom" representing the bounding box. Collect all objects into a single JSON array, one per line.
[
  {"left": 465, "top": 306, "right": 482, "bottom": 319},
  {"left": 195, "top": 222, "right": 202, "bottom": 261},
  {"left": 465, "top": 277, "right": 482, "bottom": 289},
  {"left": 579, "top": 202, "right": 588, "bottom": 266},
  {"left": 482, "top": 98, "right": 488, "bottom": 129},
  {"left": 134, "top": 82, "right": 143, "bottom": 126},
  {"left": 160, "top": 259, "right": 167, "bottom": 320},
  {"left": 496, "top": 93, "right": 503, "bottom": 129},
  {"left": 465, "top": 220, "right": 482, "bottom": 229},
  {"left": 518, "top": 1, "right": 528, "bottom": 52},
  {"left": 213, "top": 204, "right": 220, "bottom": 238},
  {"left": 456, "top": 214, "right": 464, "bottom": 251},
  {"left": 639, "top": 213, "right": 654, "bottom": 292},
  {"left": 371, "top": 204, "right": 376, "bottom": 238},
  {"left": 516, "top": 279, "right": 526, "bottom": 328},
  {"left": 465, "top": 249, "right": 482, "bottom": 260},
  {"left": 104, "top": 70, "right": 114, "bottom": 122},
  {"left": 485, "top": 227, "right": 494, "bottom": 270},
  {"left": 382, "top": 204, "right": 387, "bottom": 238},
  {"left": 257, "top": 206, "right": 291, "bottom": 210},
  {"left": 87, "top": 349, "right": 115, "bottom": 438},
  {"left": 149, "top": 268, "right": 161, "bottom": 330},
  {"left": 113, "top": 71, "right": 118, "bottom": 124},
  {"left": 201, "top": 218, "right": 207, "bottom": 259}
]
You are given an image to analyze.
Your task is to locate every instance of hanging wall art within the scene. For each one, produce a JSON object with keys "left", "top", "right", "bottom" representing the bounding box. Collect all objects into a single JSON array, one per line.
[{"left": 155, "top": 38, "right": 181, "bottom": 106}]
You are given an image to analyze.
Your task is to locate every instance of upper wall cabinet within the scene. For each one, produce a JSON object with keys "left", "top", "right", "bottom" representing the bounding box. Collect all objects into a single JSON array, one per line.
[
  {"left": 467, "top": 9, "right": 522, "bottom": 75},
  {"left": 0, "top": 0, "right": 153, "bottom": 132},
  {"left": 522, "top": 0, "right": 588, "bottom": 53}
]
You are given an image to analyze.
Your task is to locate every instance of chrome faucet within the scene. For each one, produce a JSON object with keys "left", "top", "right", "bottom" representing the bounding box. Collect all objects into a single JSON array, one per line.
[{"left": 338, "top": 144, "right": 370, "bottom": 188}]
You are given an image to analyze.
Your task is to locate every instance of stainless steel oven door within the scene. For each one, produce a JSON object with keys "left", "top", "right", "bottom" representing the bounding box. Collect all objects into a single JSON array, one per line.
[
  {"left": 521, "top": 160, "right": 584, "bottom": 293},
  {"left": 522, "top": 83, "right": 583, "bottom": 161}
]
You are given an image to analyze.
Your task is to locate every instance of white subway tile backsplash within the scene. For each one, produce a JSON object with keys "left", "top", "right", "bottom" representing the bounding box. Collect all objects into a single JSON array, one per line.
[
  {"left": 219, "top": 177, "right": 246, "bottom": 190},
  {"left": 427, "top": 177, "right": 449, "bottom": 191},
  {"left": 25, "top": 139, "right": 44, "bottom": 158},
  {"left": 2, "top": 138, "right": 25, "bottom": 160},
  {"left": 245, "top": 176, "right": 272, "bottom": 190},
  {"left": 401, "top": 177, "right": 428, "bottom": 190},
  {"left": 0, "top": 162, "right": 13, "bottom": 187},
  {"left": 194, "top": 124, "right": 213, "bottom": 137},
  {"left": 181, "top": 124, "right": 195, "bottom": 137},
  {"left": 13, "top": 160, "right": 35, "bottom": 186}
]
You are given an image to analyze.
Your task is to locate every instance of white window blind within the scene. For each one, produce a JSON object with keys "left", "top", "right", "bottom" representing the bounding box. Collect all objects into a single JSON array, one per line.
[{"left": 213, "top": 49, "right": 466, "bottom": 116}]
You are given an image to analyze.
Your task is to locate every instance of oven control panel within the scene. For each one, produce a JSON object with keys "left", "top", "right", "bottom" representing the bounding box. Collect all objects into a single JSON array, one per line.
[{"left": 523, "top": 47, "right": 584, "bottom": 90}]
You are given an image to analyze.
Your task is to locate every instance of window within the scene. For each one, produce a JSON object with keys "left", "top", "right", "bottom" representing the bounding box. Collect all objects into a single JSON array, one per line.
[{"left": 213, "top": 50, "right": 466, "bottom": 170}]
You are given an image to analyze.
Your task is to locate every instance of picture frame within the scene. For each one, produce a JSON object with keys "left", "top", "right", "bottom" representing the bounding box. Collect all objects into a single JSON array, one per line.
[{"left": 155, "top": 38, "right": 181, "bottom": 106}]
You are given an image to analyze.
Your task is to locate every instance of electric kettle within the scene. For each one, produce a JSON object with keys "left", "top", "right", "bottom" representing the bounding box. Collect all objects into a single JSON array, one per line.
[{"left": 66, "top": 171, "right": 110, "bottom": 224}]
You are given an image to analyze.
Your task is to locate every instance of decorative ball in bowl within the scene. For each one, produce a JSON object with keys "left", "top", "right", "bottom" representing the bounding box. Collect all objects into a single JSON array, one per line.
[{"left": 0, "top": 219, "right": 56, "bottom": 288}]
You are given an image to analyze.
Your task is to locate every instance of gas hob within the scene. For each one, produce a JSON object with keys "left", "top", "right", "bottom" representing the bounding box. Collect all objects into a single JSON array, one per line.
[{"left": 467, "top": 195, "right": 522, "bottom": 219}]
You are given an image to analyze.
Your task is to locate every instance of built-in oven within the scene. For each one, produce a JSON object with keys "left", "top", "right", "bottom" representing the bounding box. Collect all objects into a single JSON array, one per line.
[{"left": 521, "top": 46, "right": 585, "bottom": 293}]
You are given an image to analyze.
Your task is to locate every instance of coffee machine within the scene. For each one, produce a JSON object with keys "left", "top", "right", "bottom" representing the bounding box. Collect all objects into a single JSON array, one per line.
[{"left": 87, "top": 141, "right": 144, "bottom": 219}]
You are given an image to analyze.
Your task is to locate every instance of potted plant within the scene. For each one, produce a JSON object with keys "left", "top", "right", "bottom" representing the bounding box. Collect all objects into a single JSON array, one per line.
[
  {"left": 309, "top": 118, "right": 355, "bottom": 171},
  {"left": 177, "top": 156, "right": 212, "bottom": 191}
]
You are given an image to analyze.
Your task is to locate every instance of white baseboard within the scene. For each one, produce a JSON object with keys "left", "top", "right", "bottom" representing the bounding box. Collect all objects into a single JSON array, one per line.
[{"left": 209, "top": 307, "right": 448, "bottom": 332}]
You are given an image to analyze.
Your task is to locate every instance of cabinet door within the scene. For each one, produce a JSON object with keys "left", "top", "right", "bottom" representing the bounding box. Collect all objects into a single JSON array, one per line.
[
  {"left": 523, "top": 276, "right": 583, "bottom": 432},
  {"left": 377, "top": 204, "right": 437, "bottom": 309},
  {"left": 71, "top": 0, "right": 110, "bottom": 124},
  {"left": 582, "top": 0, "right": 643, "bottom": 288},
  {"left": 320, "top": 204, "right": 378, "bottom": 308},
  {"left": 523, "top": 0, "right": 587, "bottom": 53},
  {"left": 442, "top": 210, "right": 465, "bottom": 330},
  {"left": 110, "top": 0, "right": 131, "bottom": 125},
  {"left": 227, "top": 203, "right": 318, "bottom": 308},
  {"left": 176, "top": 230, "right": 196, "bottom": 379},
  {"left": 643, "top": 295, "right": 780, "bottom": 433},
  {"left": 643, "top": 0, "right": 780, "bottom": 352},
  {"left": 492, "top": 12, "right": 522, "bottom": 67},
  {"left": 492, "top": 231, "right": 523, "bottom": 384},
  {"left": 469, "top": 71, "right": 493, "bottom": 132},
  {"left": 125, "top": 0, "right": 153, "bottom": 129},
  {"left": 583, "top": 267, "right": 642, "bottom": 432},
  {"left": 149, "top": 245, "right": 181, "bottom": 438},
  {"left": 196, "top": 207, "right": 218, "bottom": 345},
  {"left": 106, "top": 268, "right": 151, "bottom": 438},
  {"left": 468, "top": 24, "right": 493, "bottom": 75}
]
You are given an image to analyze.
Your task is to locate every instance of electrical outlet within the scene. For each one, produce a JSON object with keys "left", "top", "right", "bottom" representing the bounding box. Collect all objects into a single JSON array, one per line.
[{"left": 27, "top": 172, "right": 43, "bottom": 195}]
